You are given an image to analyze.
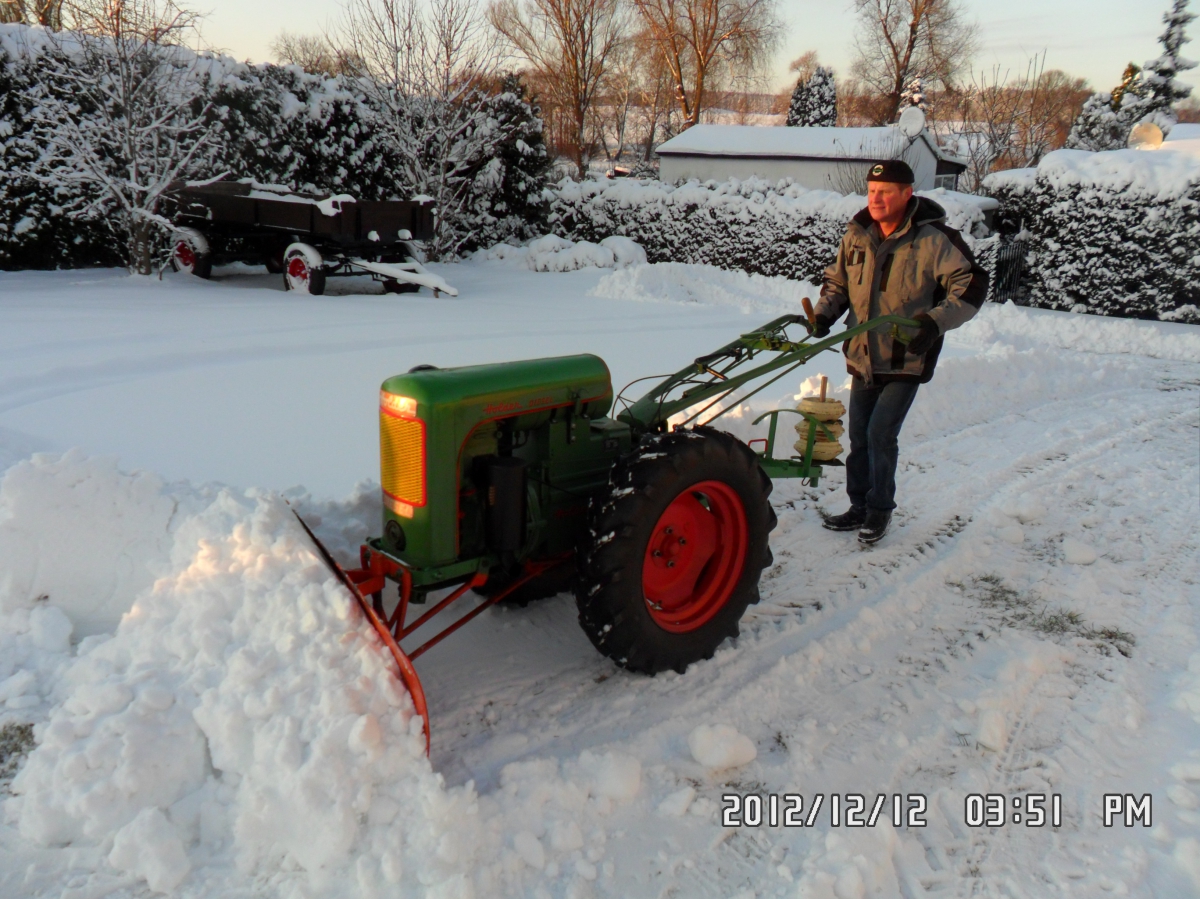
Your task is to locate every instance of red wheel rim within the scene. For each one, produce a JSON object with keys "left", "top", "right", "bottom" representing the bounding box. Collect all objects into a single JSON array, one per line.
[
  {"left": 642, "top": 480, "right": 748, "bottom": 633},
  {"left": 287, "top": 255, "right": 309, "bottom": 286},
  {"left": 174, "top": 241, "right": 195, "bottom": 272}
]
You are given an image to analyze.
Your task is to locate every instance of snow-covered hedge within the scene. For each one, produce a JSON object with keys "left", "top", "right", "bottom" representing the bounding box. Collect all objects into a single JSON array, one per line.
[
  {"left": 985, "top": 140, "right": 1200, "bottom": 322},
  {"left": 0, "top": 25, "right": 549, "bottom": 269},
  {"left": 547, "top": 177, "right": 1001, "bottom": 290}
]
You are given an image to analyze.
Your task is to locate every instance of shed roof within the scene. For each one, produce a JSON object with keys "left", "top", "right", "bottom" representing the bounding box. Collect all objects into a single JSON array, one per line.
[{"left": 656, "top": 123, "right": 960, "bottom": 164}]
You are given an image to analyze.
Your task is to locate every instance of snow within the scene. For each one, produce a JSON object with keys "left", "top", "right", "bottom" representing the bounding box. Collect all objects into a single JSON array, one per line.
[
  {"left": 481, "top": 234, "right": 647, "bottom": 272},
  {"left": 0, "top": 258, "right": 1197, "bottom": 897},
  {"left": 986, "top": 132, "right": 1200, "bottom": 198},
  {"left": 655, "top": 123, "right": 947, "bottom": 162},
  {"left": 109, "top": 807, "right": 192, "bottom": 893},
  {"left": 687, "top": 724, "right": 757, "bottom": 769}
]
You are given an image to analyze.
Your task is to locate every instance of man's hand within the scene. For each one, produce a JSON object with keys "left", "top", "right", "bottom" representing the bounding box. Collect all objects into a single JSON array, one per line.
[
  {"left": 811, "top": 314, "right": 833, "bottom": 339},
  {"left": 907, "top": 313, "right": 940, "bottom": 355}
]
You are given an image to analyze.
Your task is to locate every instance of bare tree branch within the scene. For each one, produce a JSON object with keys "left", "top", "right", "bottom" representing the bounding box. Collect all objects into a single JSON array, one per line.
[
  {"left": 630, "top": 0, "right": 782, "bottom": 128},
  {"left": 488, "top": 0, "right": 626, "bottom": 176},
  {"left": 338, "top": 0, "right": 519, "bottom": 258},
  {"left": 31, "top": 0, "right": 216, "bottom": 273},
  {"left": 851, "top": 0, "right": 977, "bottom": 124}
]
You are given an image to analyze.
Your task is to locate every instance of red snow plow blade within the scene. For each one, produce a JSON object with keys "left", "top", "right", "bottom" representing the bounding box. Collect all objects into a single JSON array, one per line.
[
  {"left": 292, "top": 512, "right": 431, "bottom": 753},
  {"left": 293, "top": 510, "right": 564, "bottom": 756}
]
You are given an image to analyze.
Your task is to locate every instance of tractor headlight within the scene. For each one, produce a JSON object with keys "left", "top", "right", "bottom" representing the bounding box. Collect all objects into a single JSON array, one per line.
[{"left": 380, "top": 391, "right": 425, "bottom": 519}]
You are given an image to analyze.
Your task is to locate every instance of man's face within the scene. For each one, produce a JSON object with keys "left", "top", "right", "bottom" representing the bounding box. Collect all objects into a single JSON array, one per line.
[{"left": 867, "top": 181, "right": 913, "bottom": 224}]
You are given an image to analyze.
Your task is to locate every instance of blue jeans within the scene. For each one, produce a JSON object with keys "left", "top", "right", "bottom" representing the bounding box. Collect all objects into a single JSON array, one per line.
[{"left": 845, "top": 380, "right": 919, "bottom": 513}]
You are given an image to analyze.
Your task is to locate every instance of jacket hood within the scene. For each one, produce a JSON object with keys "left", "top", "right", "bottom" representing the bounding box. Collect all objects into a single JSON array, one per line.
[{"left": 851, "top": 195, "right": 947, "bottom": 233}]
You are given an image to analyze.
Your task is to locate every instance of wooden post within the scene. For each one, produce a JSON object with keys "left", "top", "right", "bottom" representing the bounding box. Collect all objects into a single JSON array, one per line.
[{"left": 819, "top": 376, "right": 828, "bottom": 402}]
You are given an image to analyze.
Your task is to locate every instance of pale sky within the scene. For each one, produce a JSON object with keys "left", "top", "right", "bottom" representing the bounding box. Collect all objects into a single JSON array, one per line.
[{"left": 196, "top": 0, "right": 1200, "bottom": 96}]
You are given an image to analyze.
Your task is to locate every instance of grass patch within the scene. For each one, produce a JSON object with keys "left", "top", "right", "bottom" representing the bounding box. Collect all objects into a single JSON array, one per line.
[
  {"left": 951, "top": 574, "right": 1135, "bottom": 657},
  {"left": 0, "top": 721, "right": 35, "bottom": 791}
]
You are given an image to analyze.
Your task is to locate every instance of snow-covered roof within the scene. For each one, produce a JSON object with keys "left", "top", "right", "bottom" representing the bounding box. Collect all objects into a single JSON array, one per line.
[{"left": 656, "top": 124, "right": 956, "bottom": 164}]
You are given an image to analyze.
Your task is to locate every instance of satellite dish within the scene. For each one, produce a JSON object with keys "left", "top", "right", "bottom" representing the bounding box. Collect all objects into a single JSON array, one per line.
[
  {"left": 898, "top": 106, "right": 926, "bottom": 138},
  {"left": 1128, "top": 121, "right": 1164, "bottom": 150}
]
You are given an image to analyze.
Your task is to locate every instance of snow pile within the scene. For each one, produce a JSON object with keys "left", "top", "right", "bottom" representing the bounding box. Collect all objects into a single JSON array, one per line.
[
  {"left": 0, "top": 451, "right": 206, "bottom": 638},
  {"left": 0, "top": 605, "right": 75, "bottom": 727},
  {"left": 483, "top": 235, "right": 647, "bottom": 272},
  {"left": 950, "top": 299, "right": 1200, "bottom": 363},
  {"left": 6, "top": 479, "right": 464, "bottom": 897},
  {"left": 591, "top": 261, "right": 817, "bottom": 313},
  {"left": 0, "top": 452, "right": 662, "bottom": 897},
  {"left": 687, "top": 724, "right": 756, "bottom": 769}
]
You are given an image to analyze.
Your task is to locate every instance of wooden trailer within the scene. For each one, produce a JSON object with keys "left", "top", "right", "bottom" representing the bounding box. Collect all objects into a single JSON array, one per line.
[{"left": 165, "top": 180, "right": 457, "bottom": 297}]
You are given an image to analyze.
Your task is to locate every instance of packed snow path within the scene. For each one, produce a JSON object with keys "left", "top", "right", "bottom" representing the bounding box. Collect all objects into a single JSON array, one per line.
[{"left": 0, "top": 258, "right": 1197, "bottom": 898}]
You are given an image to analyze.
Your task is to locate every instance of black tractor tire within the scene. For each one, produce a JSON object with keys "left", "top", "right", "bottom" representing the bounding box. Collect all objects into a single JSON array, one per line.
[{"left": 574, "top": 427, "right": 776, "bottom": 674}]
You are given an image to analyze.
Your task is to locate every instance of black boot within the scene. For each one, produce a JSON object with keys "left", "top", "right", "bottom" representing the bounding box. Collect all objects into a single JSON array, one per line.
[
  {"left": 858, "top": 509, "right": 892, "bottom": 545},
  {"left": 823, "top": 506, "right": 866, "bottom": 532}
]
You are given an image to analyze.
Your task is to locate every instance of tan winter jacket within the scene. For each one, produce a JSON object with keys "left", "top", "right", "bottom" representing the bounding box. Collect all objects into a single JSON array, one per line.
[{"left": 814, "top": 196, "right": 986, "bottom": 385}]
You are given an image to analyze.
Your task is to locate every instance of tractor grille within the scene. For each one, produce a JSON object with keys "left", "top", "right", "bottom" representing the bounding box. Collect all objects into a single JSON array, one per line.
[{"left": 380, "top": 397, "right": 426, "bottom": 510}]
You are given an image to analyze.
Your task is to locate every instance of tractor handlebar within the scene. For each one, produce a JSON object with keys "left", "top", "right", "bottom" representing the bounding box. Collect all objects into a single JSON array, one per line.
[{"left": 625, "top": 313, "right": 921, "bottom": 432}]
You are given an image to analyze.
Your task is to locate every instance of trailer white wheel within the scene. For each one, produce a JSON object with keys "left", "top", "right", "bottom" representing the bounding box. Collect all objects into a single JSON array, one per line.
[
  {"left": 170, "top": 228, "right": 212, "bottom": 279},
  {"left": 283, "top": 243, "right": 326, "bottom": 296}
]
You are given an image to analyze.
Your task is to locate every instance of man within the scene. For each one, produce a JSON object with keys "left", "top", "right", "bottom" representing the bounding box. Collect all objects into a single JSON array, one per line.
[{"left": 811, "top": 159, "right": 986, "bottom": 545}]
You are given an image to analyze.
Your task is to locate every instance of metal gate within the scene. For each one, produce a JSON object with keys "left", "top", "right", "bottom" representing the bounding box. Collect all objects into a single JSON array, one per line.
[{"left": 990, "top": 237, "right": 1026, "bottom": 303}]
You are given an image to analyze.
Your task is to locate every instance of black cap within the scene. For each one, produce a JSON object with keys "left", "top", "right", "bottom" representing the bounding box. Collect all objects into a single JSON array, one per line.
[{"left": 866, "top": 159, "right": 915, "bottom": 185}]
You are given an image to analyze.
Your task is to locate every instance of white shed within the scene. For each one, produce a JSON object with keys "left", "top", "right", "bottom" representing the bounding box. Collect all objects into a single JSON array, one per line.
[{"left": 655, "top": 124, "right": 966, "bottom": 193}]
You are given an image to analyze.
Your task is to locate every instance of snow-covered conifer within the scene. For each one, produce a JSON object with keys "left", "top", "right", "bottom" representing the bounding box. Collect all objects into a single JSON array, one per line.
[
  {"left": 900, "top": 76, "right": 928, "bottom": 113},
  {"left": 785, "top": 66, "right": 837, "bottom": 127},
  {"left": 1140, "top": 0, "right": 1196, "bottom": 125},
  {"left": 459, "top": 74, "right": 551, "bottom": 251},
  {"left": 1065, "top": 92, "right": 1128, "bottom": 150},
  {"left": 1066, "top": 65, "right": 1148, "bottom": 149}
]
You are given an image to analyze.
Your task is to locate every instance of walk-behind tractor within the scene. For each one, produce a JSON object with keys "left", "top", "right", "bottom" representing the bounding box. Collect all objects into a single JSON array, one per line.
[{"left": 298, "top": 303, "right": 919, "bottom": 750}]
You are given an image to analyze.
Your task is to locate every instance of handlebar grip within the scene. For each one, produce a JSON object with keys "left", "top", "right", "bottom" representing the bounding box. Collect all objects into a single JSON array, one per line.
[{"left": 801, "top": 297, "right": 816, "bottom": 326}]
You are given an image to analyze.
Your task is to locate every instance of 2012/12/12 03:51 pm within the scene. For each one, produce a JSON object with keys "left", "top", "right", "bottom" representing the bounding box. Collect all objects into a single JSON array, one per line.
[{"left": 720, "top": 793, "right": 1064, "bottom": 828}]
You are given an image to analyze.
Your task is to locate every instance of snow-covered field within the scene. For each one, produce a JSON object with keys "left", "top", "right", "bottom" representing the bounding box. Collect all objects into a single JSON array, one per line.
[{"left": 0, "top": 255, "right": 1198, "bottom": 899}]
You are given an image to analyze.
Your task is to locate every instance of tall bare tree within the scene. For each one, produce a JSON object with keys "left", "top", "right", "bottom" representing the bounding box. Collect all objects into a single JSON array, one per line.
[
  {"left": 270, "top": 31, "right": 358, "bottom": 77},
  {"left": 851, "top": 0, "right": 977, "bottom": 124},
  {"left": 942, "top": 55, "right": 1088, "bottom": 192},
  {"left": 0, "top": 0, "right": 63, "bottom": 27},
  {"left": 31, "top": 0, "right": 215, "bottom": 273},
  {"left": 488, "top": 0, "right": 626, "bottom": 177},
  {"left": 340, "top": 0, "right": 526, "bottom": 257},
  {"left": 631, "top": 0, "right": 782, "bottom": 128}
]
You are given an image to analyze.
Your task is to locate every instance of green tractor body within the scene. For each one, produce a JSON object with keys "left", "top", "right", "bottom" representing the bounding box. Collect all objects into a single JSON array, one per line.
[
  {"left": 376, "top": 354, "right": 629, "bottom": 593},
  {"left": 350, "top": 311, "right": 920, "bottom": 681}
]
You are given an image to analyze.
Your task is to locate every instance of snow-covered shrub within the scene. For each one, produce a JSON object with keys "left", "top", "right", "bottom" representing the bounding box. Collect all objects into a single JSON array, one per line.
[
  {"left": 986, "top": 144, "right": 1200, "bottom": 321},
  {"left": 481, "top": 234, "right": 646, "bottom": 271},
  {"left": 0, "top": 29, "right": 119, "bottom": 269},
  {"left": 30, "top": 24, "right": 221, "bottom": 274},
  {"left": 0, "top": 25, "right": 549, "bottom": 270},
  {"left": 548, "top": 176, "right": 998, "bottom": 287}
]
